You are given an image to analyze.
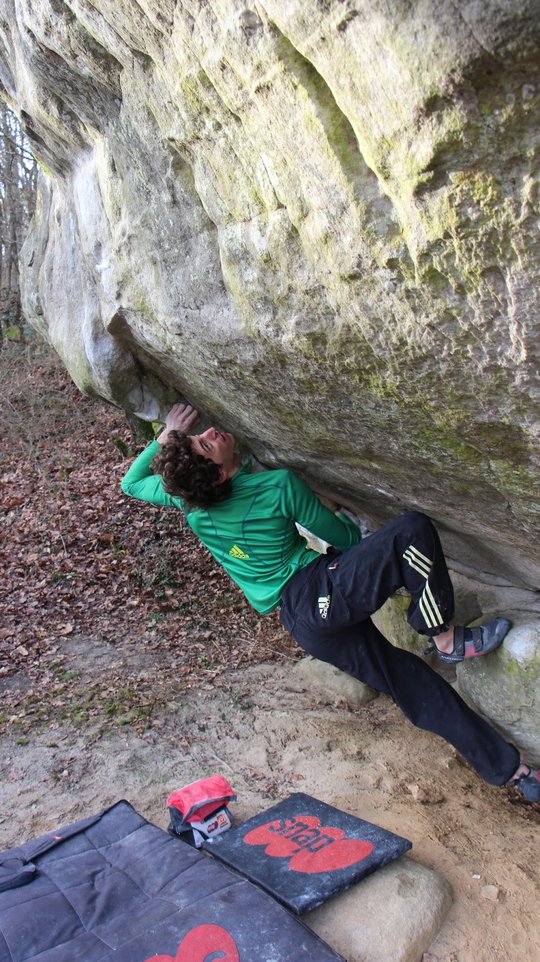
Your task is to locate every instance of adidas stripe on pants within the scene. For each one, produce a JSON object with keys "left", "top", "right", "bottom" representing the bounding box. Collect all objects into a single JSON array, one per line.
[{"left": 280, "top": 511, "right": 519, "bottom": 785}]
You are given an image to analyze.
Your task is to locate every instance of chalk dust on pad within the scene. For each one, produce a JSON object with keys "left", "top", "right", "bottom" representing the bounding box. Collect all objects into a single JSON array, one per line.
[{"left": 203, "top": 792, "right": 412, "bottom": 913}]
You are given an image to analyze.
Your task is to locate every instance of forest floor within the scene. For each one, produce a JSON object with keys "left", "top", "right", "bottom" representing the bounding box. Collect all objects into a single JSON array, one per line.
[{"left": 0, "top": 339, "right": 538, "bottom": 962}]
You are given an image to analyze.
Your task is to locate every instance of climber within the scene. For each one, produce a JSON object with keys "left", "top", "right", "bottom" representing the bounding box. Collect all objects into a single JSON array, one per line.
[{"left": 121, "top": 402, "right": 540, "bottom": 804}]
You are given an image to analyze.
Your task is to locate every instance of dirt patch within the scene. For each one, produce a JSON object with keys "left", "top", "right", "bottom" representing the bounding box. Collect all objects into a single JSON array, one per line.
[{"left": 1, "top": 633, "right": 538, "bottom": 962}]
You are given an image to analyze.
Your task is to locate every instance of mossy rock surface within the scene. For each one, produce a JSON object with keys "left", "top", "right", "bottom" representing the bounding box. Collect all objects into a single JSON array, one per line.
[
  {"left": 457, "top": 624, "right": 540, "bottom": 766},
  {"left": 2, "top": 0, "right": 539, "bottom": 591}
]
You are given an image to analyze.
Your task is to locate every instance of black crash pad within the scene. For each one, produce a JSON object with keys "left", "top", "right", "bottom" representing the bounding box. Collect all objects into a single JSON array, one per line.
[
  {"left": 204, "top": 792, "right": 412, "bottom": 913},
  {"left": 0, "top": 800, "right": 346, "bottom": 962}
]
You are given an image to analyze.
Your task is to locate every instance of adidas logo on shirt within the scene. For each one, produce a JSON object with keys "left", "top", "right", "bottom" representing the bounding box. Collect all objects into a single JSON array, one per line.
[
  {"left": 228, "top": 545, "right": 250, "bottom": 559},
  {"left": 318, "top": 595, "right": 330, "bottom": 619}
]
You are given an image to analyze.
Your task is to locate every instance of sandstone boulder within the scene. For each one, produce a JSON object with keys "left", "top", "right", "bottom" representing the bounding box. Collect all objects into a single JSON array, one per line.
[
  {"left": 0, "top": 0, "right": 537, "bottom": 594},
  {"left": 457, "top": 621, "right": 540, "bottom": 767},
  {"left": 306, "top": 857, "right": 452, "bottom": 962}
]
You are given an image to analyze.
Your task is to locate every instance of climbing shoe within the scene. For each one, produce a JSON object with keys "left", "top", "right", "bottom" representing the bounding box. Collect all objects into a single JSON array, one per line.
[
  {"left": 508, "top": 767, "right": 540, "bottom": 802},
  {"left": 424, "top": 617, "right": 510, "bottom": 664}
]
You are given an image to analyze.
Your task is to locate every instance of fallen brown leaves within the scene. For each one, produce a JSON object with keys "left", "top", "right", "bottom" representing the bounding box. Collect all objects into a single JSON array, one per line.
[{"left": 0, "top": 340, "right": 297, "bottom": 735}]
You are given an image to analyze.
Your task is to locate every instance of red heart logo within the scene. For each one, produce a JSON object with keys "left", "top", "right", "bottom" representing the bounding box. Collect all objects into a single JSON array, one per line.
[
  {"left": 145, "top": 923, "right": 240, "bottom": 962},
  {"left": 244, "top": 814, "right": 373, "bottom": 873}
]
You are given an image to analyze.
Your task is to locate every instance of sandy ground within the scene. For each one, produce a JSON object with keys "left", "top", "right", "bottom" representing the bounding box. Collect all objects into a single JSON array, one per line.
[{"left": 1, "top": 635, "right": 538, "bottom": 962}]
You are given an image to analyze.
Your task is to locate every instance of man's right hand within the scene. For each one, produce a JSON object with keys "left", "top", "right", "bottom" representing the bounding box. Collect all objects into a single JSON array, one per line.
[
  {"left": 157, "top": 402, "right": 200, "bottom": 444},
  {"left": 338, "top": 507, "right": 371, "bottom": 537}
]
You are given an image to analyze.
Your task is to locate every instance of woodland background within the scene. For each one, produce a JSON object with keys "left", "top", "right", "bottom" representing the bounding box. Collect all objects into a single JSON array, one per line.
[
  {"left": 0, "top": 104, "right": 36, "bottom": 346},
  {"left": 0, "top": 337, "right": 293, "bottom": 733}
]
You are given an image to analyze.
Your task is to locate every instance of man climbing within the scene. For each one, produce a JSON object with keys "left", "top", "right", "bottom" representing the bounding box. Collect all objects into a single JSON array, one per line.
[{"left": 121, "top": 402, "right": 540, "bottom": 803}]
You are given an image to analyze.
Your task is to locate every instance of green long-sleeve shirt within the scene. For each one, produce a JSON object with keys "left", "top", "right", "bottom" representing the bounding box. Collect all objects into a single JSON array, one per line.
[{"left": 121, "top": 440, "right": 361, "bottom": 614}]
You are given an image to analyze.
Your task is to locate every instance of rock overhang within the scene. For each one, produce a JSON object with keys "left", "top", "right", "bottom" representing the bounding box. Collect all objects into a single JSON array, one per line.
[{"left": 0, "top": 0, "right": 538, "bottom": 590}]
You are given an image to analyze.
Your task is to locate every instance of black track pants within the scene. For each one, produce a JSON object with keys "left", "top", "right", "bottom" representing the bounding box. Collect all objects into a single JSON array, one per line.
[{"left": 280, "top": 512, "right": 519, "bottom": 785}]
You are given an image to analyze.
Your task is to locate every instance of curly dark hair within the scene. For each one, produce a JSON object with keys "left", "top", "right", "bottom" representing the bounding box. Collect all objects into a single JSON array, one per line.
[{"left": 152, "top": 430, "right": 232, "bottom": 509}]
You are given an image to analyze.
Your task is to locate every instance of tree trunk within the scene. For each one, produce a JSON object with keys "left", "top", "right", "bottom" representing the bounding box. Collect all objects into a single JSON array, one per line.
[{"left": 0, "top": 102, "right": 37, "bottom": 342}]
